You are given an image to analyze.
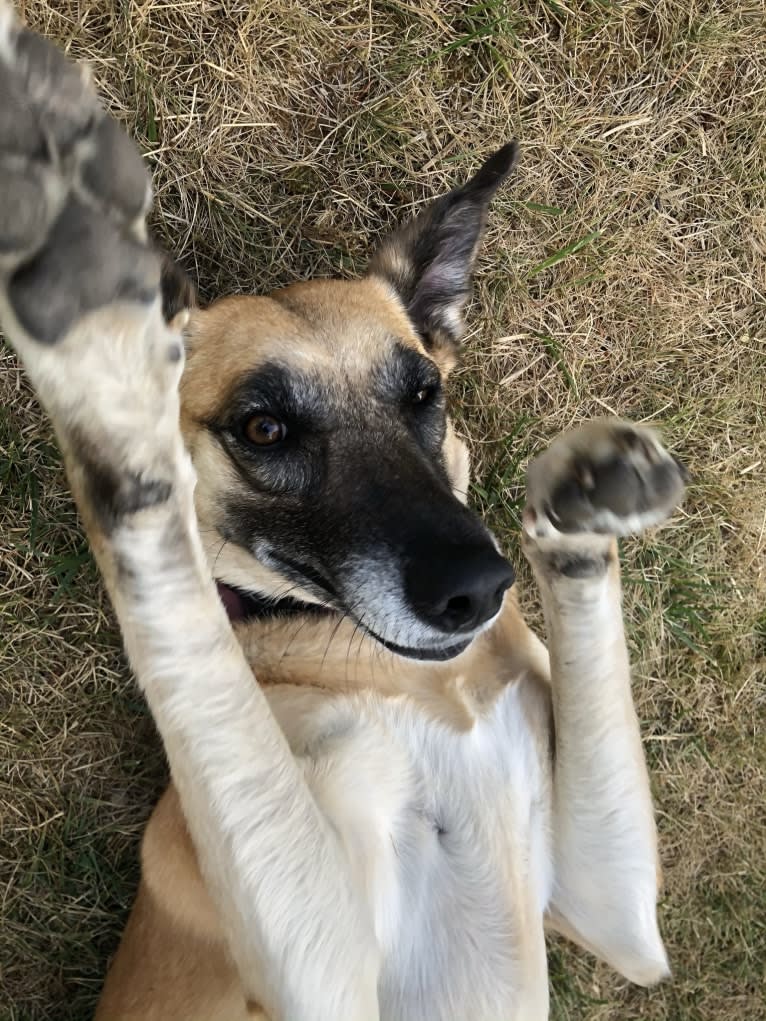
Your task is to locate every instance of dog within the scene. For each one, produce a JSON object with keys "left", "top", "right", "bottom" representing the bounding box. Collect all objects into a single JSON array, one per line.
[{"left": 0, "top": 9, "right": 686, "bottom": 1020}]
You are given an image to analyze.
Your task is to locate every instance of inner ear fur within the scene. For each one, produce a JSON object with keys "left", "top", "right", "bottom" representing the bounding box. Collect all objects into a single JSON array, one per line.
[
  {"left": 367, "top": 142, "right": 519, "bottom": 355},
  {"left": 158, "top": 249, "right": 198, "bottom": 326}
]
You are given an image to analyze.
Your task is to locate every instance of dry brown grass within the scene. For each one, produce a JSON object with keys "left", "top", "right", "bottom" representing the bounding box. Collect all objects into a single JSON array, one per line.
[{"left": 1, "top": 1, "right": 765, "bottom": 1018}]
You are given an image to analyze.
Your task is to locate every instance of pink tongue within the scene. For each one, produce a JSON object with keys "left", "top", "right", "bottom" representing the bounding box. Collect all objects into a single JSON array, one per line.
[{"left": 217, "top": 582, "right": 246, "bottom": 621}]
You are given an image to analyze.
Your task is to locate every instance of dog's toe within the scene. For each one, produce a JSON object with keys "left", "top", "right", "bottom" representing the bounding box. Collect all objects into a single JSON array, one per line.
[
  {"left": 80, "top": 115, "right": 151, "bottom": 224},
  {"left": 0, "top": 18, "right": 97, "bottom": 152},
  {"left": 0, "top": 162, "right": 55, "bottom": 253}
]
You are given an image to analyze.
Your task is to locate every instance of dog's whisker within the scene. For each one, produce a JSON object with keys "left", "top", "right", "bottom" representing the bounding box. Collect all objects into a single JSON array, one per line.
[
  {"left": 278, "top": 597, "right": 338, "bottom": 665},
  {"left": 321, "top": 597, "right": 368, "bottom": 682},
  {"left": 270, "top": 584, "right": 337, "bottom": 667},
  {"left": 346, "top": 608, "right": 374, "bottom": 686},
  {"left": 212, "top": 537, "right": 229, "bottom": 574}
]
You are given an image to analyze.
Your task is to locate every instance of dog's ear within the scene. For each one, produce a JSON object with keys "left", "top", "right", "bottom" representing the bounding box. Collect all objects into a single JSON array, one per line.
[
  {"left": 367, "top": 142, "right": 519, "bottom": 354},
  {"left": 158, "top": 250, "right": 198, "bottom": 328}
]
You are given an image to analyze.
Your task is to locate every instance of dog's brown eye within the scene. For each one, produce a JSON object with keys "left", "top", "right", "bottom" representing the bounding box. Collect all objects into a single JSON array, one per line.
[{"left": 244, "top": 414, "right": 286, "bottom": 446}]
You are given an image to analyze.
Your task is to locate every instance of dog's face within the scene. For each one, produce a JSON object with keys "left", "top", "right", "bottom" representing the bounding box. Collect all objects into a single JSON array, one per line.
[{"left": 178, "top": 144, "right": 518, "bottom": 661}]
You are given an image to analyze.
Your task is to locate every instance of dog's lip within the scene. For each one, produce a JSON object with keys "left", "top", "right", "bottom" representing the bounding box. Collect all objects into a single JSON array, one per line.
[
  {"left": 372, "top": 633, "right": 473, "bottom": 662},
  {"left": 216, "top": 580, "right": 473, "bottom": 661}
]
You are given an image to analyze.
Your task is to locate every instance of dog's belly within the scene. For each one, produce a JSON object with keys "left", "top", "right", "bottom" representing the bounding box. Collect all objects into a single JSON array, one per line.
[{"left": 265, "top": 677, "right": 553, "bottom": 1021}]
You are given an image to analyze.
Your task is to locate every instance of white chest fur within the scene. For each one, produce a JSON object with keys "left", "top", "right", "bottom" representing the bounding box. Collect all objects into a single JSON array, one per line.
[{"left": 265, "top": 677, "right": 554, "bottom": 1021}]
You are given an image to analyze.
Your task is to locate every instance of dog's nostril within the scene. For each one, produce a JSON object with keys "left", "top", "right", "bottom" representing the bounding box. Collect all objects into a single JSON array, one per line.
[{"left": 446, "top": 594, "right": 471, "bottom": 616}]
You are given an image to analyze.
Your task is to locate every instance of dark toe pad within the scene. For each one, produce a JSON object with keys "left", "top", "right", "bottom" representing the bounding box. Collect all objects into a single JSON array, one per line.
[
  {"left": 550, "top": 456, "right": 684, "bottom": 532},
  {"left": 8, "top": 198, "right": 159, "bottom": 344}
]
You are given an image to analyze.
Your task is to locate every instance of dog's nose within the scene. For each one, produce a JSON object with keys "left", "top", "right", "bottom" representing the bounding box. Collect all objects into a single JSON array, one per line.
[{"left": 405, "top": 545, "right": 515, "bottom": 634}]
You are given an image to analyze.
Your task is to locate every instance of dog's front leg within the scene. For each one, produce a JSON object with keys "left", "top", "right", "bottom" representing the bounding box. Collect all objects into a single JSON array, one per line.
[
  {"left": 521, "top": 419, "right": 687, "bottom": 985},
  {"left": 0, "top": 10, "right": 379, "bottom": 1019}
]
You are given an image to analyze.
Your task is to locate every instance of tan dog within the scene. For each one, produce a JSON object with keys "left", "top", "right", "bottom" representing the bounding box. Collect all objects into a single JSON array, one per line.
[{"left": 0, "top": 11, "right": 685, "bottom": 1020}]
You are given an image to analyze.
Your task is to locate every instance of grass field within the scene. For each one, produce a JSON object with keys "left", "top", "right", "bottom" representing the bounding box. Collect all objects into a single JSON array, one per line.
[{"left": 1, "top": 1, "right": 765, "bottom": 1018}]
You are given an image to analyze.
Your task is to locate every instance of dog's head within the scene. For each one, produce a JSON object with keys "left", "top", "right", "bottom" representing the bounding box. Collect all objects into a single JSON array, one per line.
[{"left": 174, "top": 144, "right": 519, "bottom": 661}]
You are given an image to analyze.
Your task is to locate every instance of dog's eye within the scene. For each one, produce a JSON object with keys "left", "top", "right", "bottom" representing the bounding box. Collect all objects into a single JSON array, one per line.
[
  {"left": 243, "top": 414, "right": 287, "bottom": 447},
  {"left": 412, "top": 385, "right": 437, "bottom": 406}
]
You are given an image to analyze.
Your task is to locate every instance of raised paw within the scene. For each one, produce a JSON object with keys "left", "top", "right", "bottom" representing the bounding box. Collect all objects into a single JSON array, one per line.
[
  {"left": 523, "top": 418, "right": 687, "bottom": 543},
  {"left": 0, "top": 5, "right": 187, "bottom": 532},
  {"left": 0, "top": 1, "right": 158, "bottom": 345}
]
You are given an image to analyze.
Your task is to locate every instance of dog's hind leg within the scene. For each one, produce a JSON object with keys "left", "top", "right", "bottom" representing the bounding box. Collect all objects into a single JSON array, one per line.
[
  {"left": 0, "top": 8, "right": 379, "bottom": 1020},
  {"left": 521, "top": 419, "right": 686, "bottom": 985}
]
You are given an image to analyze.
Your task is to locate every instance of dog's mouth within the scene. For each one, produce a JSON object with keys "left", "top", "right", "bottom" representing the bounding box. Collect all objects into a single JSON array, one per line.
[
  {"left": 216, "top": 581, "right": 333, "bottom": 624},
  {"left": 215, "top": 581, "right": 471, "bottom": 662},
  {"left": 366, "top": 631, "right": 472, "bottom": 662}
]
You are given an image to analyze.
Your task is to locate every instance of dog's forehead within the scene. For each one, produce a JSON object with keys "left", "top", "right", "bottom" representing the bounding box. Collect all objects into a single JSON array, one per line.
[{"left": 181, "top": 277, "right": 429, "bottom": 421}]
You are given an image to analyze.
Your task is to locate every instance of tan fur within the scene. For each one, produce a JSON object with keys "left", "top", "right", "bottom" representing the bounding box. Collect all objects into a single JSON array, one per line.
[{"left": 180, "top": 278, "right": 423, "bottom": 428}]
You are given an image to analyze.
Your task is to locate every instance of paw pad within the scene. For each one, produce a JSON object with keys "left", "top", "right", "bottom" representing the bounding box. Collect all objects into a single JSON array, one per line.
[
  {"left": 0, "top": 6, "right": 158, "bottom": 344},
  {"left": 526, "top": 420, "right": 687, "bottom": 539}
]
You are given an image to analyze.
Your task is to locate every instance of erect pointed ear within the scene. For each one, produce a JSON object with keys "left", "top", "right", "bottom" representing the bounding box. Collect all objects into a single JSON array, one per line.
[
  {"left": 157, "top": 249, "right": 198, "bottom": 329},
  {"left": 367, "top": 142, "right": 519, "bottom": 354}
]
